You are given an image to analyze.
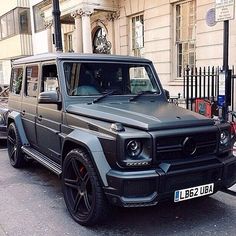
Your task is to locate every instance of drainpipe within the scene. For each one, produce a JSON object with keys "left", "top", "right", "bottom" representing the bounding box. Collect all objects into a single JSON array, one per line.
[{"left": 52, "top": 0, "right": 63, "bottom": 52}]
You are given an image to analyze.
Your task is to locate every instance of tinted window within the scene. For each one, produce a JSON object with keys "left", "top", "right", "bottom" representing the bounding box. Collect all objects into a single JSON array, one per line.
[
  {"left": 0, "top": 8, "right": 31, "bottom": 40},
  {"left": 26, "top": 65, "right": 39, "bottom": 97},
  {"left": 19, "top": 8, "right": 31, "bottom": 34},
  {"left": 63, "top": 62, "right": 159, "bottom": 96},
  {"left": 33, "top": 4, "right": 45, "bottom": 33},
  {"left": 41, "top": 64, "right": 58, "bottom": 92},
  {"left": 11, "top": 67, "right": 23, "bottom": 95}
]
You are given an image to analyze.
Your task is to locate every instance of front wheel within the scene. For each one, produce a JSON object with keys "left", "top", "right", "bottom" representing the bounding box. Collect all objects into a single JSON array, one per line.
[{"left": 62, "top": 148, "right": 109, "bottom": 226}]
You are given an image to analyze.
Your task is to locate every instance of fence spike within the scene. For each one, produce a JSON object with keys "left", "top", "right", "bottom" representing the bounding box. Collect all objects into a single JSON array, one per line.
[
  {"left": 199, "top": 67, "right": 202, "bottom": 98},
  {"left": 183, "top": 65, "right": 236, "bottom": 117}
]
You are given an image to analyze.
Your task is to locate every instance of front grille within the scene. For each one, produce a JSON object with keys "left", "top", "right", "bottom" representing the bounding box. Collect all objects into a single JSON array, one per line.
[{"left": 156, "top": 131, "right": 218, "bottom": 161}]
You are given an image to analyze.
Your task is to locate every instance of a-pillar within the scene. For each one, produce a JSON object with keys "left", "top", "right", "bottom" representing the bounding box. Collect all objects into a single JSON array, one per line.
[
  {"left": 45, "top": 20, "right": 53, "bottom": 53},
  {"left": 79, "top": 9, "right": 93, "bottom": 53},
  {"left": 71, "top": 10, "right": 83, "bottom": 53}
]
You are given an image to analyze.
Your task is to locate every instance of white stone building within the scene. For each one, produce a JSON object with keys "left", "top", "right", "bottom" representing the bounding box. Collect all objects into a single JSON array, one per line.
[
  {"left": 0, "top": 0, "right": 33, "bottom": 85},
  {"left": 7, "top": 0, "right": 236, "bottom": 96}
]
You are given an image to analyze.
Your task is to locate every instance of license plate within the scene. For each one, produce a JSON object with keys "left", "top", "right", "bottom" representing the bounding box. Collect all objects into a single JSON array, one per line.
[{"left": 174, "top": 183, "right": 214, "bottom": 202}]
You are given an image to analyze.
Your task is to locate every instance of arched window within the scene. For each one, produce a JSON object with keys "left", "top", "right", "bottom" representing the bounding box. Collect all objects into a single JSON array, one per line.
[{"left": 93, "top": 27, "right": 111, "bottom": 54}]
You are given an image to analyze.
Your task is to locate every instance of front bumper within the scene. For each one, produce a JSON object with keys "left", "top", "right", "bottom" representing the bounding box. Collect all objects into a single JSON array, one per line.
[
  {"left": 0, "top": 125, "right": 7, "bottom": 139},
  {"left": 104, "top": 155, "right": 236, "bottom": 207}
]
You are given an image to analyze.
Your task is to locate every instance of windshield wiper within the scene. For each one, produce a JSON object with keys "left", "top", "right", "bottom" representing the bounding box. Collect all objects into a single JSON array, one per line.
[
  {"left": 129, "top": 90, "right": 157, "bottom": 102},
  {"left": 91, "top": 90, "right": 117, "bottom": 104}
]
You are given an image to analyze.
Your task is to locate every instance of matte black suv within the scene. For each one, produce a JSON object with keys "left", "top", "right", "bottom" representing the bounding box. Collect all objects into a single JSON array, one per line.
[{"left": 7, "top": 53, "right": 236, "bottom": 226}]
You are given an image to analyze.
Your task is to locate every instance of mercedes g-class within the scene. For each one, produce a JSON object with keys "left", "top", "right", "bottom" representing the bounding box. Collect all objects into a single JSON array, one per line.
[{"left": 7, "top": 53, "right": 236, "bottom": 226}]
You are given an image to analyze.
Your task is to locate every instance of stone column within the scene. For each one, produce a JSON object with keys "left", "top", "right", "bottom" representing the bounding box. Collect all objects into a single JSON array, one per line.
[
  {"left": 71, "top": 11, "right": 83, "bottom": 53},
  {"left": 45, "top": 20, "right": 53, "bottom": 53},
  {"left": 106, "top": 11, "right": 120, "bottom": 54},
  {"left": 79, "top": 9, "right": 93, "bottom": 53}
]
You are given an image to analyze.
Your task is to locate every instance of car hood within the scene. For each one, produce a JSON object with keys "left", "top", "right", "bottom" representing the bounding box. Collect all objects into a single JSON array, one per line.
[{"left": 66, "top": 101, "right": 214, "bottom": 131}]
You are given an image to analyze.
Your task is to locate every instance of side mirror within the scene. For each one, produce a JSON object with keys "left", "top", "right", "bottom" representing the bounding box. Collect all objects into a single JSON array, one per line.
[
  {"left": 38, "top": 91, "right": 61, "bottom": 104},
  {"left": 164, "top": 89, "right": 170, "bottom": 99}
]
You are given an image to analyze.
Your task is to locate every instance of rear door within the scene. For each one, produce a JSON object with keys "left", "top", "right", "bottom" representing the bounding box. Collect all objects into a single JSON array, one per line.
[
  {"left": 21, "top": 64, "right": 39, "bottom": 147},
  {"left": 36, "top": 63, "right": 62, "bottom": 163}
]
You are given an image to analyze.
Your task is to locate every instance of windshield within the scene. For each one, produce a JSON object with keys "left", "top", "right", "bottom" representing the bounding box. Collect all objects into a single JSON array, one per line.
[{"left": 63, "top": 62, "right": 160, "bottom": 96}]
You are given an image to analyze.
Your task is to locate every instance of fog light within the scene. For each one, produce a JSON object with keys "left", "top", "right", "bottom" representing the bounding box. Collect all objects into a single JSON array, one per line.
[{"left": 126, "top": 161, "right": 150, "bottom": 166}]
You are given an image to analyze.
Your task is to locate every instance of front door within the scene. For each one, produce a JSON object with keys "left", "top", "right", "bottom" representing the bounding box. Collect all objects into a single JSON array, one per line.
[{"left": 36, "top": 63, "right": 62, "bottom": 163}]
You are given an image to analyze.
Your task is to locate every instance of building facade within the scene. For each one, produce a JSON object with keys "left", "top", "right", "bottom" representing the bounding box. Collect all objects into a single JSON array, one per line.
[
  {"left": 27, "top": 1, "right": 236, "bottom": 96},
  {"left": 0, "top": 0, "right": 33, "bottom": 85}
]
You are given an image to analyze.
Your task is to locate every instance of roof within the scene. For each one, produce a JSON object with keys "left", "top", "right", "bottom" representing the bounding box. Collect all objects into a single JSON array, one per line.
[{"left": 12, "top": 53, "right": 152, "bottom": 65}]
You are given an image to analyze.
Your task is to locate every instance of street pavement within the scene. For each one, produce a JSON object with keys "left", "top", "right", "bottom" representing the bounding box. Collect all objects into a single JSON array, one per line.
[{"left": 0, "top": 141, "right": 236, "bottom": 236}]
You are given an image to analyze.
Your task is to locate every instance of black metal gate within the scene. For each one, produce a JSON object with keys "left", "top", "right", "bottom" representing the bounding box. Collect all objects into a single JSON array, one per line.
[{"left": 183, "top": 65, "right": 236, "bottom": 120}]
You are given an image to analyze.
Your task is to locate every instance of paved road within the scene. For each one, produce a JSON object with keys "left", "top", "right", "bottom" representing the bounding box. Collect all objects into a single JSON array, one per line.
[{"left": 0, "top": 141, "right": 236, "bottom": 236}]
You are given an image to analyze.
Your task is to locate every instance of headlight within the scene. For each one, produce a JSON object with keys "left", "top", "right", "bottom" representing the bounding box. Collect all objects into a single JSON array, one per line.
[
  {"left": 122, "top": 138, "right": 152, "bottom": 167},
  {"left": 126, "top": 140, "right": 142, "bottom": 157},
  {"left": 220, "top": 130, "right": 230, "bottom": 145}
]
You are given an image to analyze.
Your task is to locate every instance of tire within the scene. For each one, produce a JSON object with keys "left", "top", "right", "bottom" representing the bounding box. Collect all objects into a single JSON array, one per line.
[
  {"left": 7, "top": 123, "right": 27, "bottom": 168},
  {"left": 62, "top": 148, "right": 109, "bottom": 226}
]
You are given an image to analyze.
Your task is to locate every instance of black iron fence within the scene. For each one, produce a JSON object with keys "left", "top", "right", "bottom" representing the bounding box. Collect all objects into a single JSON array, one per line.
[{"left": 183, "top": 65, "right": 236, "bottom": 120}]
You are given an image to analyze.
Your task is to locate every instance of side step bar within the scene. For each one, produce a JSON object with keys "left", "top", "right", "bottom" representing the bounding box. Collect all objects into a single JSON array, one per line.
[{"left": 21, "top": 146, "right": 62, "bottom": 176}]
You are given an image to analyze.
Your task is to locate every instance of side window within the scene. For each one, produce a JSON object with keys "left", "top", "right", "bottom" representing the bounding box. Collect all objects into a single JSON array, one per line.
[
  {"left": 10, "top": 67, "right": 23, "bottom": 95},
  {"left": 129, "top": 66, "right": 158, "bottom": 94},
  {"left": 25, "top": 65, "right": 39, "bottom": 97},
  {"left": 41, "top": 64, "right": 58, "bottom": 92}
]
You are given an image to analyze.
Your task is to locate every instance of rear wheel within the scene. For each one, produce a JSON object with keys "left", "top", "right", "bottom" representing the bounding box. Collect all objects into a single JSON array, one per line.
[
  {"left": 62, "top": 148, "right": 109, "bottom": 226},
  {"left": 7, "top": 123, "right": 27, "bottom": 168}
]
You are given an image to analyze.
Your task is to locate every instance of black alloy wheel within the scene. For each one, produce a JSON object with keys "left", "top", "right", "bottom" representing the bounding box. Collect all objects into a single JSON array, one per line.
[
  {"left": 7, "top": 123, "right": 26, "bottom": 168},
  {"left": 62, "top": 148, "right": 109, "bottom": 226}
]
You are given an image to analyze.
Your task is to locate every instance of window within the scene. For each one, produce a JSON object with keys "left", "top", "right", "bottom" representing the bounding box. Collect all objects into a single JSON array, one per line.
[
  {"left": 11, "top": 67, "right": 23, "bottom": 95},
  {"left": 26, "top": 66, "right": 39, "bottom": 97},
  {"left": 0, "top": 15, "right": 7, "bottom": 38},
  {"left": 41, "top": 64, "right": 58, "bottom": 92},
  {"left": 63, "top": 62, "right": 159, "bottom": 96},
  {"left": 175, "top": 1, "right": 196, "bottom": 77},
  {"left": 0, "top": 11, "right": 15, "bottom": 39},
  {"left": 0, "top": 62, "right": 3, "bottom": 84},
  {"left": 131, "top": 14, "right": 144, "bottom": 56},
  {"left": 65, "top": 33, "right": 73, "bottom": 52},
  {"left": 7, "top": 11, "right": 15, "bottom": 36},
  {"left": 33, "top": 4, "right": 45, "bottom": 33},
  {"left": 19, "top": 8, "right": 31, "bottom": 34},
  {"left": 129, "top": 66, "right": 156, "bottom": 94},
  {"left": 93, "top": 27, "right": 111, "bottom": 54},
  {"left": 0, "top": 8, "right": 31, "bottom": 40}
]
